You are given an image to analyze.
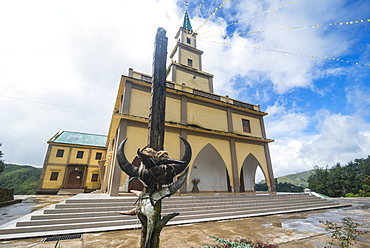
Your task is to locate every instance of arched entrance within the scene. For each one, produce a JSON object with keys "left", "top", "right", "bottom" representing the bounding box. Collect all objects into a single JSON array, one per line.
[
  {"left": 240, "top": 154, "right": 265, "bottom": 192},
  {"left": 188, "top": 143, "right": 230, "bottom": 192},
  {"left": 66, "top": 170, "right": 84, "bottom": 189}
]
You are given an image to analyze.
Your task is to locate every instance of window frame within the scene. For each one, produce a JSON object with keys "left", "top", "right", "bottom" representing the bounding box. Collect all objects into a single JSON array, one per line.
[
  {"left": 56, "top": 149, "right": 64, "bottom": 158},
  {"left": 50, "top": 171, "right": 59, "bottom": 181},
  {"left": 242, "top": 119, "right": 251, "bottom": 133},
  {"left": 91, "top": 173, "right": 99, "bottom": 182},
  {"left": 76, "top": 150, "right": 84, "bottom": 159},
  {"left": 187, "top": 59, "right": 193, "bottom": 67},
  {"left": 95, "top": 152, "right": 102, "bottom": 160}
]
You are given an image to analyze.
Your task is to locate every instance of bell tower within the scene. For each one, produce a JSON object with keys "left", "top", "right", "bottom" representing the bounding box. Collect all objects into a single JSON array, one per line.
[{"left": 167, "top": 12, "right": 214, "bottom": 93}]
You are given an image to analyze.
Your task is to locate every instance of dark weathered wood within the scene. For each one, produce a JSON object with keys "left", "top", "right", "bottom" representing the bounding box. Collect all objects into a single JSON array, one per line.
[{"left": 148, "top": 27, "right": 168, "bottom": 151}]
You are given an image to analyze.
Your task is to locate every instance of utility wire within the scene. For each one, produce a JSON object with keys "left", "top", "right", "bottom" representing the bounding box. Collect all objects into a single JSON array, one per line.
[{"left": 0, "top": 94, "right": 111, "bottom": 112}]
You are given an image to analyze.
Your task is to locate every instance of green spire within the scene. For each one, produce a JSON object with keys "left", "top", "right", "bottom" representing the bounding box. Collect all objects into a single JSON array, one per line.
[{"left": 182, "top": 11, "right": 193, "bottom": 31}]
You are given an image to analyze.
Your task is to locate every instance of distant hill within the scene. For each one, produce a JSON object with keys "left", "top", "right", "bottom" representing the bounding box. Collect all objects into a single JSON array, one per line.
[
  {"left": 277, "top": 170, "right": 314, "bottom": 187},
  {"left": 0, "top": 164, "right": 41, "bottom": 195},
  {"left": 259, "top": 170, "right": 314, "bottom": 188}
]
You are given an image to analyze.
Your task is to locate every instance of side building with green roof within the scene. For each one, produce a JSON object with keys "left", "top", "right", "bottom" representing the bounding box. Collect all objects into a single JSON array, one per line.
[{"left": 37, "top": 130, "right": 107, "bottom": 194}]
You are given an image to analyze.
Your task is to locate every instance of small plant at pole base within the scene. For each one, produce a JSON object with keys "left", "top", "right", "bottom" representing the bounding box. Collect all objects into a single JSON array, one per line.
[
  {"left": 204, "top": 236, "right": 279, "bottom": 248},
  {"left": 320, "top": 217, "right": 370, "bottom": 248}
]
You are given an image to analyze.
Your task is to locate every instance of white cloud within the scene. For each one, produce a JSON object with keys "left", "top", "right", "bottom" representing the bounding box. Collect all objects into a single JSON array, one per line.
[
  {"left": 0, "top": 0, "right": 369, "bottom": 187},
  {"left": 268, "top": 112, "right": 370, "bottom": 178}
]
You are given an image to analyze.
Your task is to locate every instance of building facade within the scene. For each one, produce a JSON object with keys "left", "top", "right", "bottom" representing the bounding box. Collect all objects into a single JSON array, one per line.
[
  {"left": 37, "top": 131, "right": 107, "bottom": 194},
  {"left": 101, "top": 14, "right": 276, "bottom": 195}
]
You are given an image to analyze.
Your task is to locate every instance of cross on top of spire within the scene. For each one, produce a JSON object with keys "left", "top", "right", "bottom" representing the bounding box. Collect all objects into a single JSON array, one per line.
[{"left": 182, "top": 11, "right": 193, "bottom": 31}]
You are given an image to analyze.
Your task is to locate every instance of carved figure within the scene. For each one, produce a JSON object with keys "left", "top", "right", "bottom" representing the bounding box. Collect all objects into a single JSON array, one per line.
[{"left": 117, "top": 136, "right": 192, "bottom": 248}]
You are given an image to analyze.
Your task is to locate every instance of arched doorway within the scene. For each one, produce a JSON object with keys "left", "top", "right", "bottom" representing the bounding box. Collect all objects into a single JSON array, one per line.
[
  {"left": 240, "top": 154, "right": 265, "bottom": 192},
  {"left": 66, "top": 170, "right": 84, "bottom": 189},
  {"left": 188, "top": 143, "right": 230, "bottom": 192}
]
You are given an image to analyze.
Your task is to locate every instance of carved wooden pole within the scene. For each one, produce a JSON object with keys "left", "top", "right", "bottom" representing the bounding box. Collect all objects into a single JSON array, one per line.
[
  {"left": 141, "top": 27, "right": 168, "bottom": 248},
  {"left": 118, "top": 27, "right": 191, "bottom": 248},
  {"left": 148, "top": 27, "right": 168, "bottom": 151}
]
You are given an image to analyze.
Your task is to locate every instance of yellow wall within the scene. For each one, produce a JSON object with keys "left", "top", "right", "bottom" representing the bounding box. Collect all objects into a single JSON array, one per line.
[
  {"left": 129, "top": 89, "right": 151, "bottom": 118},
  {"left": 166, "top": 97, "right": 181, "bottom": 123},
  {"left": 89, "top": 150, "right": 106, "bottom": 165},
  {"left": 176, "top": 70, "right": 209, "bottom": 92},
  {"left": 187, "top": 102, "right": 228, "bottom": 132},
  {"left": 232, "top": 113, "right": 263, "bottom": 138},
  {"left": 41, "top": 165, "right": 66, "bottom": 189},
  {"left": 235, "top": 142, "right": 268, "bottom": 177},
  {"left": 128, "top": 89, "right": 181, "bottom": 123},
  {"left": 180, "top": 49, "right": 200, "bottom": 70},
  {"left": 48, "top": 146, "right": 70, "bottom": 164},
  {"left": 69, "top": 148, "right": 90, "bottom": 164},
  {"left": 85, "top": 167, "right": 101, "bottom": 189},
  {"left": 187, "top": 135, "right": 233, "bottom": 187}
]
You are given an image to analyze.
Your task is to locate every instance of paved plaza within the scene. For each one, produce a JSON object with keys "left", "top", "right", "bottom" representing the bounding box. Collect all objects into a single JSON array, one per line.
[{"left": 0, "top": 196, "right": 369, "bottom": 247}]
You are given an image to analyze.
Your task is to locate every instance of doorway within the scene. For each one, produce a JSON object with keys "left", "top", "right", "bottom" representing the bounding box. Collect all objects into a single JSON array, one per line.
[{"left": 66, "top": 170, "right": 84, "bottom": 189}]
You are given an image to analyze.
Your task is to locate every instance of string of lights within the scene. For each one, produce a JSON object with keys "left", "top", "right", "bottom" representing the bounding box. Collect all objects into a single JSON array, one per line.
[
  {"left": 0, "top": 94, "right": 110, "bottom": 111},
  {"left": 198, "top": 19, "right": 370, "bottom": 39},
  {"left": 183, "top": 0, "right": 188, "bottom": 11},
  {"left": 193, "top": 0, "right": 229, "bottom": 33},
  {"left": 193, "top": 0, "right": 205, "bottom": 25},
  {"left": 198, "top": 0, "right": 303, "bottom": 36},
  {"left": 198, "top": 39, "right": 370, "bottom": 67}
]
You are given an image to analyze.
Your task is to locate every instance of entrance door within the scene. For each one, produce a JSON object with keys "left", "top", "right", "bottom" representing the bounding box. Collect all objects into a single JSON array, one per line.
[{"left": 66, "top": 170, "right": 83, "bottom": 189}]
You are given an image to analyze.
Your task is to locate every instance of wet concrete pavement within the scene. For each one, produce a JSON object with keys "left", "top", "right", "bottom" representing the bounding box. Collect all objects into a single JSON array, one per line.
[
  {"left": 0, "top": 196, "right": 369, "bottom": 247},
  {"left": 0, "top": 195, "right": 71, "bottom": 226}
]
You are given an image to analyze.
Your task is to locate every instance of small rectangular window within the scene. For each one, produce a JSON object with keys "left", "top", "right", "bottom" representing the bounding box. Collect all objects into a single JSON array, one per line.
[
  {"left": 91, "top": 173, "right": 99, "bottom": 182},
  {"left": 95, "top": 152, "right": 102, "bottom": 160},
  {"left": 76, "top": 151, "right": 84, "bottom": 159},
  {"left": 56, "top": 149, "right": 64, "bottom": 158},
  {"left": 242, "top": 119, "right": 251, "bottom": 133},
  {"left": 186, "top": 37, "right": 191, "bottom": 44},
  {"left": 187, "top": 59, "right": 193, "bottom": 67},
  {"left": 50, "top": 172, "right": 59, "bottom": 181}
]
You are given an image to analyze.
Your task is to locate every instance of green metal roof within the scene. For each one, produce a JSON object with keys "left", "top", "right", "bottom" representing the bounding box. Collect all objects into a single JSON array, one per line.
[
  {"left": 51, "top": 131, "right": 107, "bottom": 148},
  {"left": 182, "top": 11, "right": 193, "bottom": 31}
]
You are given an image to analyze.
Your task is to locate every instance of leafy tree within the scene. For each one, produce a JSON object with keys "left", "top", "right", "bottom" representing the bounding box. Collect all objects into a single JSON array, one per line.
[
  {"left": 255, "top": 179, "right": 303, "bottom": 192},
  {"left": 308, "top": 156, "right": 370, "bottom": 197},
  {"left": 307, "top": 165, "right": 330, "bottom": 196},
  {"left": 0, "top": 164, "right": 41, "bottom": 194},
  {"left": 0, "top": 143, "right": 4, "bottom": 174}
]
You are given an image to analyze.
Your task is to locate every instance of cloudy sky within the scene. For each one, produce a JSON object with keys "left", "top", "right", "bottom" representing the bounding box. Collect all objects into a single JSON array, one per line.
[{"left": 1, "top": 0, "right": 369, "bottom": 181}]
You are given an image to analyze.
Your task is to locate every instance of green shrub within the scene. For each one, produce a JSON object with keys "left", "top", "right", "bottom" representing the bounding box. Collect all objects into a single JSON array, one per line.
[
  {"left": 320, "top": 217, "right": 369, "bottom": 248},
  {"left": 204, "top": 236, "right": 278, "bottom": 248}
]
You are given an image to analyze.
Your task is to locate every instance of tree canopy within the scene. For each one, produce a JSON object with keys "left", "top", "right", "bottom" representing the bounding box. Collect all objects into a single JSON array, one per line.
[
  {"left": 0, "top": 164, "right": 41, "bottom": 194},
  {"left": 308, "top": 156, "right": 370, "bottom": 197},
  {"left": 0, "top": 143, "right": 4, "bottom": 174}
]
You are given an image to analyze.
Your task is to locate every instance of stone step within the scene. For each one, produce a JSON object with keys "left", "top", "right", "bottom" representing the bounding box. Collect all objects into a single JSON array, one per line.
[
  {"left": 55, "top": 194, "right": 325, "bottom": 209},
  {"left": 45, "top": 197, "right": 337, "bottom": 215},
  {"left": 57, "top": 189, "right": 85, "bottom": 195},
  {"left": 0, "top": 200, "right": 342, "bottom": 235},
  {"left": 63, "top": 194, "right": 315, "bottom": 204},
  {"left": 17, "top": 200, "right": 337, "bottom": 227},
  {"left": 16, "top": 215, "right": 137, "bottom": 227},
  {"left": 0, "top": 193, "right": 349, "bottom": 240}
]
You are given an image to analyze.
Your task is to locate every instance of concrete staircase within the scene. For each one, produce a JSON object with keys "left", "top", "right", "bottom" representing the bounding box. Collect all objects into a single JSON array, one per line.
[{"left": 0, "top": 193, "right": 349, "bottom": 240}]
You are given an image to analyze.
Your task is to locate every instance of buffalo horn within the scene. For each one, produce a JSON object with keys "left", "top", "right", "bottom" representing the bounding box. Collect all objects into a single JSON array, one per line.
[
  {"left": 117, "top": 138, "right": 139, "bottom": 177},
  {"left": 172, "top": 136, "right": 192, "bottom": 175}
]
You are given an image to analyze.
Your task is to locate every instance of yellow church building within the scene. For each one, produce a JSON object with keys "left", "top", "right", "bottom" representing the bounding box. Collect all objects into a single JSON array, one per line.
[
  {"left": 37, "top": 13, "right": 275, "bottom": 195},
  {"left": 101, "top": 13, "right": 276, "bottom": 195}
]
